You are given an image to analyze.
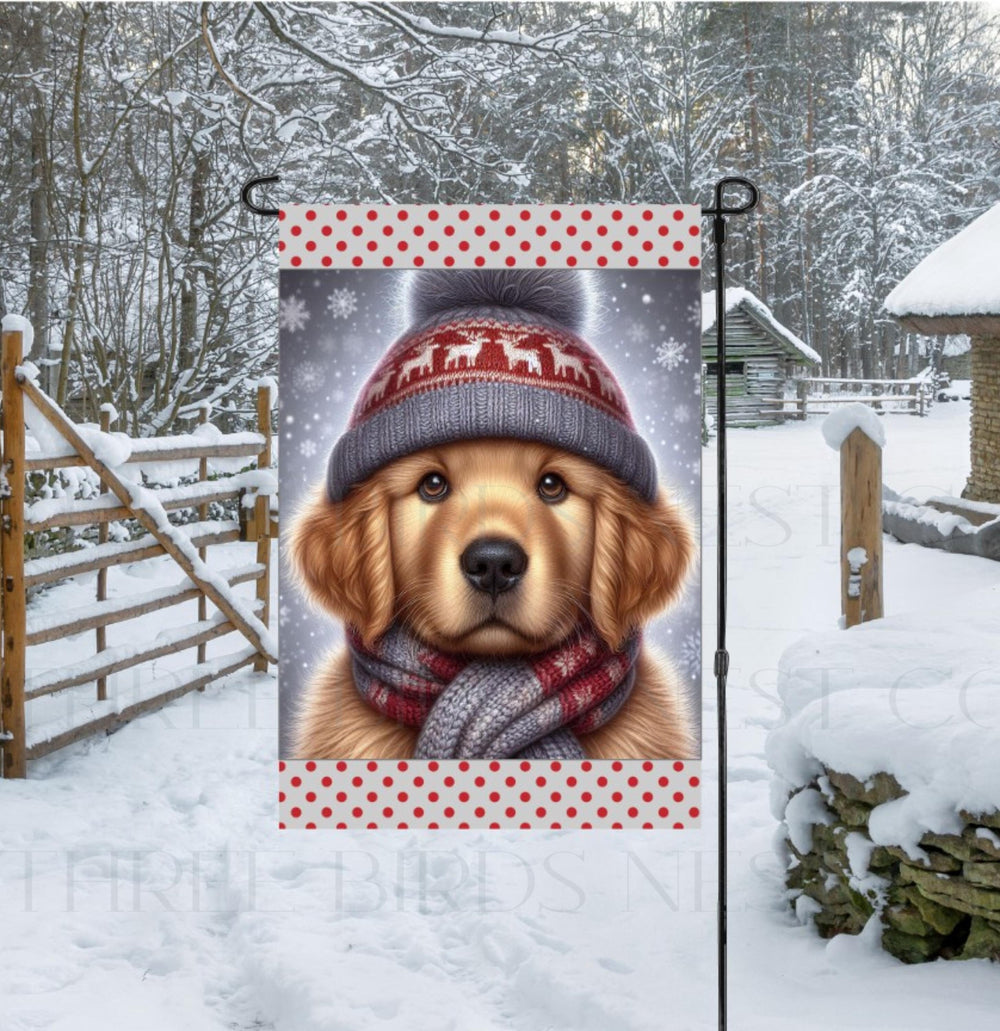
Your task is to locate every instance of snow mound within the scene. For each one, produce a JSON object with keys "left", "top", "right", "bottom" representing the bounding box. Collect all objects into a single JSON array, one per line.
[
  {"left": 885, "top": 201, "right": 1000, "bottom": 317},
  {"left": 767, "top": 582, "right": 1000, "bottom": 857},
  {"left": 2, "top": 312, "right": 34, "bottom": 352},
  {"left": 822, "top": 403, "right": 886, "bottom": 451}
]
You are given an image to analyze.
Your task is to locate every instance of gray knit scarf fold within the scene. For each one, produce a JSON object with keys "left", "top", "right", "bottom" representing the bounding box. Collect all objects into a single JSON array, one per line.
[{"left": 347, "top": 622, "right": 640, "bottom": 760}]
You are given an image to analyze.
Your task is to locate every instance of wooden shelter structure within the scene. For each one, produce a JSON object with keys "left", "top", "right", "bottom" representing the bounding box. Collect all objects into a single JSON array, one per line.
[
  {"left": 886, "top": 202, "right": 1000, "bottom": 503},
  {"left": 702, "top": 288, "right": 820, "bottom": 426}
]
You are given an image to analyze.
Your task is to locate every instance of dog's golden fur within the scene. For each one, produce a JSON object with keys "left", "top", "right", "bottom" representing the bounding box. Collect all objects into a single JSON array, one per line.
[{"left": 288, "top": 438, "right": 697, "bottom": 759}]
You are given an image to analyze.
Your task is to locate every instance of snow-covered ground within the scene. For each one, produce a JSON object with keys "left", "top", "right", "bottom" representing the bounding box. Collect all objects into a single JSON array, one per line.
[{"left": 3, "top": 400, "right": 999, "bottom": 1030}]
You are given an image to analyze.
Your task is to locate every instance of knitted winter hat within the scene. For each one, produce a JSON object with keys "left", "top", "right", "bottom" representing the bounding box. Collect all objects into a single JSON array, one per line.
[{"left": 327, "top": 269, "right": 657, "bottom": 502}]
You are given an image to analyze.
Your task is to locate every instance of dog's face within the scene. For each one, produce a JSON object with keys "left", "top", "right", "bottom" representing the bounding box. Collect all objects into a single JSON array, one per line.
[{"left": 290, "top": 438, "right": 694, "bottom": 656}]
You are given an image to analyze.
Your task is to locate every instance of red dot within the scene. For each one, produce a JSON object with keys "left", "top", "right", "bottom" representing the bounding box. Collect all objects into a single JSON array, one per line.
[
  {"left": 658, "top": 807, "right": 670, "bottom": 818},
  {"left": 690, "top": 807, "right": 700, "bottom": 818},
  {"left": 277, "top": 241, "right": 285, "bottom": 252},
  {"left": 291, "top": 256, "right": 302, "bottom": 267},
  {"left": 689, "top": 256, "right": 700, "bottom": 267},
  {"left": 642, "top": 241, "right": 653, "bottom": 252},
  {"left": 382, "top": 225, "right": 394, "bottom": 236},
  {"left": 581, "top": 209, "right": 592, "bottom": 220},
  {"left": 290, "top": 776, "right": 301, "bottom": 788},
  {"left": 444, "top": 255, "right": 455, "bottom": 266},
  {"left": 581, "top": 791, "right": 592, "bottom": 803},
  {"left": 505, "top": 226, "right": 516, "bottom": 237},
  {"left": 352, "top": 226, "right": 363, "bottom": 237},
  {"left": 612, "top": 791, "right": 623, "bottom": 803},
  {"left": 413, "top": 776, "right": 424, "bottom": 787},
  {"left": 336, "top": 792, "right": 347, "bottom": 803},
  {"left": 382, "top": 257, "right": 394, "bottom": 267},
  {"left": 322, "top": 776, "right": 333, "bottom": 787},
  {"left": 505, "top": 776, "right": 517, "bottom": 788},
  {"left": 443, "top": 225, "right": 455, "bottom": 237},
  {"left": 689, "top": 225, "right": 700, "bottom": 236},
  {"left": 611, "top": 241, "right": 623, "bottom": 252},
  {"left": 566, "top": 225, "right": 578, "bottom": 237},
  {"left": 597, "top": 806, "right": 608, "bottom": 818},
  {"left": 627, "top": 776, "right": 638, "bottom": 787},
  {"left": 321, "top": 225, "right": 333, "bottom": 237},
  {"left": 535, "top": 775, "right": 547, "bottom": 787},
  {"left": 642, "top": 791, "right": 653, "bottom": 803},
  {"left": 551, "top": 762, "right": 562, "bottom": 772},
  {"left": 458, "top": 791, "right": 470, "bottom": 803},
  {"left": 428, "top": 209, "right": 439, "bottom": 220},
  {"left": 366, "top": 791, "right": 377, "bottom": 803},
  {"left": 519, "top": 209, "right": 531, "bottom": 220},
  {"left": 351, "top": 256, "right": 362, "bottom": 267},
  {"left": 428, "top": 791, "right": 439, "bottom": 803},
  {"left": 290, "top": 225, "right": 301, "bottom": 237},
  {"left": 305, "top": 791, "right": 316, "bottom": 803},
  {"left": 550, "top": 210, "right": 562, "bottom": 220},
  {"left": 352, "top": 776, "right": 363, "bottom": 787},
  {"left": 596, "top": 225, "right": 608, "bottom": 237},
  {"left": 474, "top": 226, "right": 485, "bottom": 237},
  {"left": 611, "top": 209, "right": 623, "bottom": 221},
  {"left": 489, "top": 791, "right": 500, "bottom": 803},
  {"left": 566, "top": 807, "right": 577, "bottom": 818},
  {"left": 414, "top": 256, "right": 424, "bottom": 267},
  {"left": 567, "top": 256, "right": 577, "bottom": 267},
  {"left": 278, "top": 792, "right": 285, "bottom": 803},
  {"left": 535, "top": 225, "right": 547, "bottom": 237},
  {"left": 551, "top": 791, "right": 562, "bottom": 803},
  {"left": 597, "top": 256, "right": 608, "bottom": 267},
  {"left": 535, "top": 256, "right": 547, "bottom": 267},
  {"left": 506, "top": 806, "right": 517, "bottom": 818},
  {"left": 536, "top": 807, "right": 547, "bottom": 818},
  {"left": 336, "top": 241, "right": 347, "bottom": 252},
  {"left": 581, "top": 241, "right": 592, "bottom": 252},
  {"left": 398, "top": 791, "right": 409, "bottom": 803},
  {"left": 443, "top": 775, "right": 456, "bottom": 788},
  {"left": 673, "top": 241, "right": 684, "bottom": 252},
  {"left": 398, "top": 823, "right": 409, "bottom": 829},
  {"left": 414, "top": 225, "right": 425, "bottom": 237},
  {"left": 474, "top": 776, "right": 485, "bottom": 787},
  {"left": 489, "top": 210, "right": 501, "bottom": 221},
  {"left": 397, "top": 209, "right": 409, "bottom": 221},
  {"left": 475, "top": 807, "right": 486, "bottom": 818},
  {"left": 658, "top": 226, "right": 670, "bottom": 236},
  {"left": 658, "top": 776, "right": 669, "bottom": 787},
  {"left": 627, "top": 226, "right": 638, "bottom": 237},
  {"left": 322, "top": 256, "right": 332, "bottom": 267},
  {"left": 689, "top": 776, "right": 701, "bottom": 787},
  {"left": 305, "top": 822, "right": 316, "bottom": 830},
  {"left": 567, "top": 776, "right": 577, "bottom": 787},
  {"left": 322, "top": 807, "right": 332, "bottom": 818},
  {"left": 414, "top": 806, "right": 424, "bottom": 818},
  {"left": 277, "top": 211, "right": 286, "bottom": 221},
  {"left": 597, "top": 776, "right": 608, "bottom": 788},
  {"left": 475, "top": 256, "right": 485, "bottom": 266},
  {"left": 673, "top": 210, "right": 684, "bottom": 221},
  {"left": 627, "top": 256, "right": 637, "bottom": 267},
  {"left": 505, "top": 256, "right": 516, "bottom": 266},
  {"left": 520, "top": 241, "right": 531, "bottom": 252},
  {"left": 628, "top": 807, "right": 639, "bottom": 818},
  {"left": 642, "top": 209, "right": 653, "bottom": 221},
  {"left": 428, "top": 240, "right": 439, "bottom": 252},
  {"left": 443, "top": 807, "right": 454, "bottom": 818},
  {"left": 335, "top": 210, "right": 347, "bottom": 221},
  {"left": 489, "top": 241, "right": 500, "bottom": 252},
  {"left": 550, "top": 241, "right": 562, "bottom": 252},
  {"left": 581, "top": 822, "right": 592, "bottom": 830},
  {"left": 383, "top": 807, "right": 394, "bottom": 818},
  {"left": 673, "top": 762, "right": 685, "bottom": 772},
  {"left": 458, "top": 209, "right": 470, "bottom": 221},
  {"left": 673, "top": 792, "right": 684, "bottom": 803},
  {"left": 658, "top": 257, "right": 669, "bottom": 267},
  {"left": 352, "top": 806, "right": 363, "bottom": 818},
  {"left": 520, "top": 791, "right": 531, "bottom": 803}
]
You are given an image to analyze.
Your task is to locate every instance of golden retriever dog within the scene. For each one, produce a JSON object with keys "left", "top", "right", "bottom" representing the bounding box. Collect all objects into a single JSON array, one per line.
[{"left": 288, "top": 437, "right": 696, "bottom": 760}]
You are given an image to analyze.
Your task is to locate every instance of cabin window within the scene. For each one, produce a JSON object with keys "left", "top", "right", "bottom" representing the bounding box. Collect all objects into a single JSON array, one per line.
[{"left": 705, "top": 361, "right": 745, "bottom": 376}]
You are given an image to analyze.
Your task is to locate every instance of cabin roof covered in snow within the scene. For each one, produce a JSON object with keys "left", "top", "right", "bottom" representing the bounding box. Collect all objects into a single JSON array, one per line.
[
  {"left": 702, "top": 288, "right": 820, "bottom": 364},
  {"left": 885, "top": 202, "right": 1000, "bottom": 331}
]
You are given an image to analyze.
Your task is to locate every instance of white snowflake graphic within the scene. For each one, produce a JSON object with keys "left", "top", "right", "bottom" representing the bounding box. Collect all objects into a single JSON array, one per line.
[
  {"left": 654, "top": 338, "right": 686, "bottom": 371},
  {"left": 279, "top": 604, "right": 291, "bottom": 628},
  {"left": 627, "top": 321, "right": 650, "bottom": 344},
  {"left": 279, "top": 294, "right": 310, "bottom": 333},
  {"left": 680, "top": 630, "right": 702, "bottom": 680},
  {"left": 327, "top": 288, "right": 357, "bottom": 320},
  {"left": 674, "top": 403, "right": 692, "bottom": 424},
  {"left": 688, "top": 298, "right": 702, "bottom": 327},
  {"left": 292, "top": 361, "right": 324, "bottom": 393},
  {"left": 298, "top": 439, "right": 318, "bottom": 458}
]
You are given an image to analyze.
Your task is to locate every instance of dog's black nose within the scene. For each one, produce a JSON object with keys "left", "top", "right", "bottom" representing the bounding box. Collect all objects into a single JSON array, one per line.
[{"left": 460, "top": 537, "right": 528, "bottom": 599}]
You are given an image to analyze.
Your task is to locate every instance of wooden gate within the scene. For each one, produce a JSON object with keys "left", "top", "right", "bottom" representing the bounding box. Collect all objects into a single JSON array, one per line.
[{"left": 0, "top": 328, "right": 277, "bottom": 778}]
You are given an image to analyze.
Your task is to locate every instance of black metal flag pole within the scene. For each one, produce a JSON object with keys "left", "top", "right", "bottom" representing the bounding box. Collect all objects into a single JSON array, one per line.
[{"left": 702, "top": 176, "right": 760, "bottom": 1031}]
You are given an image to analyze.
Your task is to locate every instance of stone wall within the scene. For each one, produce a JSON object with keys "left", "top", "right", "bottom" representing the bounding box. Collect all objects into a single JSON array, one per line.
[
  {"left": 966, "top": 336, "right": 1000, "bottom": 503},
  {"left": 785, "top": 767, "right": 1000, "bottom": 963}
]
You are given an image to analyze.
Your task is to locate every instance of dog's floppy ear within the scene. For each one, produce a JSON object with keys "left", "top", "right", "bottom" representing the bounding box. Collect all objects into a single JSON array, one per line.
[
  {"left": 589, "top": 486, "right": 695, "bottom": 651},
  {"left": 287, "top": 483, "right": 395, "bottom": 647}
]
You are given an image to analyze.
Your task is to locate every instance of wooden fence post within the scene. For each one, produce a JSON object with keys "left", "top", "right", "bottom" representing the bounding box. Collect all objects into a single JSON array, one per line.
[
  {"left": 96, "top": 406, "right": 111, "bottom": 700},
  {"left": 197, "top": 402, "right": 210, "bottom": 667},
  {"left": 254, "top": 383, "right": 272, "bottom": 673},
  {"left": 840, "top": 426, "right": 884, "bottom": 628},
  {"left": 1, "top": 329, "right": 27, "bottom": 778}
]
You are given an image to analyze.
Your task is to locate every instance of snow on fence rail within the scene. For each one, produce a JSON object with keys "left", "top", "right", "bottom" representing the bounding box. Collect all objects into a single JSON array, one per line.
[
  {"left": 0, "top": 327, "right": 277, "bottom": 778},
  {"left": 772, "top": 376, "right": 932, "bottom": 421}
]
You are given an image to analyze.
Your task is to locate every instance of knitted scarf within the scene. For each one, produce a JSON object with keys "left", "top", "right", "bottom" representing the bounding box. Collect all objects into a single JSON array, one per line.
[{"left": 347, "top": 621, "right": 639, "bottom": 760}]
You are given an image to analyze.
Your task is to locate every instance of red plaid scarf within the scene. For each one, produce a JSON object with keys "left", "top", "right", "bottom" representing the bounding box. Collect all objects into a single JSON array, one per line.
[{"left": 347, "top": 621, "right": 640, "bottom": 759}]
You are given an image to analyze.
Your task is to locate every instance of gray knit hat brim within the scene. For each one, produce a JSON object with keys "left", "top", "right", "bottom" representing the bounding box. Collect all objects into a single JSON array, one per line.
[{"left": 327, "top": 380, "right": 658, "bottom": 503}]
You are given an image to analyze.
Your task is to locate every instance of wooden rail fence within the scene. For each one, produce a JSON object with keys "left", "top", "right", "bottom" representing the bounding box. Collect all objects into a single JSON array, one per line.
[
  {"left": 787, "top": 377, "right": 931, "bottom": 419},
  {"left": 0, "top": 328, "right": 277, "bottom": 777}
]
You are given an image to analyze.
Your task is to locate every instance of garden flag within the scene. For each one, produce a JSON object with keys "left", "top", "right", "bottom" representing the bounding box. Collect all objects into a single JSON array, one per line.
[{"left": 277, "top": 206, "right": 704, "bottom": 829}]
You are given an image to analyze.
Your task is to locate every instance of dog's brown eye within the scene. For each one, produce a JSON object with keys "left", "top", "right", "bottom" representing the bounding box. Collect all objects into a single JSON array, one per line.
[
  {"left": 418, "top": 472, "right": 449, "bottom": 502},
  {"left": 538, "top": 472, "right": 568, "bottom": 503}
]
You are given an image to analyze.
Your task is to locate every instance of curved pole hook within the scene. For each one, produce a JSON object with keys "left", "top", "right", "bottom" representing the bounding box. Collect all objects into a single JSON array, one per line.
[
  {"left": 241, "top": 175, "right": 280, "bottom": 217},
  {"left": 703, "top": 176, "right": 760, "bottom": 217}
]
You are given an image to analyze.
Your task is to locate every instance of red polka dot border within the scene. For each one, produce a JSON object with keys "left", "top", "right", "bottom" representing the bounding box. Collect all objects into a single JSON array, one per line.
[
  {"left": 278, "top": 205, "right": 701, "bottom": 270},
  {"left": 278, "top": 760, "right": 702, "bottom": 830}
]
